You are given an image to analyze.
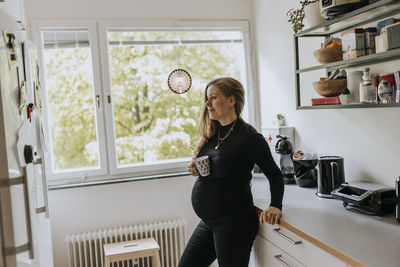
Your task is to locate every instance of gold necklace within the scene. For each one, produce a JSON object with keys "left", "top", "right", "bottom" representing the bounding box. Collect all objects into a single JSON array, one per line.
[{"left": 215, "top": 119, "right": 238, "bottom": 150}]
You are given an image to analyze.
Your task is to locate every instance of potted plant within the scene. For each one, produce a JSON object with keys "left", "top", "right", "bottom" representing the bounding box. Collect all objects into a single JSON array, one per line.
[
  {"left": 276, "top": 114, "right": 285, "bottom": 126},
  {"left": 286, "top": 0, "right": 324, "bottom": 33}
]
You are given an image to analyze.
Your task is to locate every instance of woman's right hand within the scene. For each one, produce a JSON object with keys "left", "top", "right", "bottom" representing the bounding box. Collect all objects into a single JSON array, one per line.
[{"left": 187, "top": 160, "right": 199, "bottom": 176}]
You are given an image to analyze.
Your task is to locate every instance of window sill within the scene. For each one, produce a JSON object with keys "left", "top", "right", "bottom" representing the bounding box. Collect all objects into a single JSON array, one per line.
[{"left": 48, "top": 171, "right": 191, "bottom": 191}]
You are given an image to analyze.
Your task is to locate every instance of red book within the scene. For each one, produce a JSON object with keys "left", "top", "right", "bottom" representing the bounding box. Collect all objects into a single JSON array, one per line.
[{"left": 311, "top": 97, "right": 341, "bottom": 105}]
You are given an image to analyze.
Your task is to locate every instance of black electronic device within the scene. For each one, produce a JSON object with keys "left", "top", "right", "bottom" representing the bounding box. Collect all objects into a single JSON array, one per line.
[
  {"left": 332, "top": 181, "right": 397, "bottom": 216},
  {"left": 320, "top": 0, "right": 369, "bottom": 19},
  {"left": 275, "top": 135, "right": 295, "bottom": 184},
  {"left": 293, "top": 158, "right": 318, "bottom": 188},
  {"left": 317, "top": 156, "right": 345, "bottom": 198}
]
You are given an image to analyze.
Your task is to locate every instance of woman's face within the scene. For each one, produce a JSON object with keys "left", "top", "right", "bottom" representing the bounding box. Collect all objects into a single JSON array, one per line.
[{"left": 206, "top": 85, "right": 235, "bottom": 122}]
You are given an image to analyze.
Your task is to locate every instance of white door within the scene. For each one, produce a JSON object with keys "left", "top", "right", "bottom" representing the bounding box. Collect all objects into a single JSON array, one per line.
[
  {"left": 0, "top": 29, "right": 33, "bottom": 267},
  {"left": 22, "top": 40, "right": 54, "bottom": 267},
  {"left": 1, "top": 13, "right": 53, "bottom": 267}
]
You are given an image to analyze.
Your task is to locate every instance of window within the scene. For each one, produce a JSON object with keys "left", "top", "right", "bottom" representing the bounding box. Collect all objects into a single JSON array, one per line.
[
  {"left": 35, "top": 21, "right": 254, "bottom": 181},
  {"left": 38, "top": 25, "right": 107, "bottom": 180},
  {"left": 106, "top": 30, "right": 249, "bottom": 169}
]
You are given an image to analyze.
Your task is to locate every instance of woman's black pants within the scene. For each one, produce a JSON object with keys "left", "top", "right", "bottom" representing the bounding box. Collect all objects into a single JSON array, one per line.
[{"left": 178, "top": 208, "right": 259, "bottom": 267}]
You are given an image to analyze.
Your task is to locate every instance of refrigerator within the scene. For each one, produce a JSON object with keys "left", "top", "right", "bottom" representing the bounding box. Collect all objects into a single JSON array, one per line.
[{"left": 0, "top": 10, "right": 53, "bottom": 267}]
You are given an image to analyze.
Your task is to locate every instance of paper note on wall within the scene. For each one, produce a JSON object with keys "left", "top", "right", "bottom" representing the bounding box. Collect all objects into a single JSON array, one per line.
[{"left": 39, "top": 116, "right": 48, "bottom": 153}]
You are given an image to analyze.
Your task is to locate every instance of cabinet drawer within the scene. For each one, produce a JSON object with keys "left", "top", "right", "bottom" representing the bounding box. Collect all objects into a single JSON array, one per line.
[
  {"left": 257, "top": 235, "right": 305, "bottom": 267},
  {"left": 259, "top": 223, "right": 347, "bottom": 267}
]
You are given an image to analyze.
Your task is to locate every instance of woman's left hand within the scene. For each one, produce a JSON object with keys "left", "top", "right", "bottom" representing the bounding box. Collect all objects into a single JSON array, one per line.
[{"left": 259, "top": 207, "right": 282, "bottom": 225}]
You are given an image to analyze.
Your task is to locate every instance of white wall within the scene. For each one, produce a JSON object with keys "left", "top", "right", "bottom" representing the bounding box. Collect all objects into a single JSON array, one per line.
[
  {"left": 0, "top": 0, "right": 25, "bottom": 21},
  {"left": 0, "top": 0, "right": 24, "bottom": 23},
  {"left": 252, "top": 0, "right": 400, "bottom": 186},
  {"left": 48, "top": 176, "right": 198, "bottom": 267},
  {"left": 24, "top": 0, "right": 251, "bottom": 20},
  {"left": 24, "top": 1, "right": 252, "bottom": 267}
]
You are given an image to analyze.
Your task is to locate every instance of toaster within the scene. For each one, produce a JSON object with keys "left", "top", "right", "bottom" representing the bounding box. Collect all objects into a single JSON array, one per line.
[{"left": 331, "top": 181, "right": 398, "bottom": 215}]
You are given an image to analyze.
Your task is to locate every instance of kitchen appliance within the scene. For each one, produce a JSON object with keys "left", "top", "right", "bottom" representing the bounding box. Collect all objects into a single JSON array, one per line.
[
  {"left": 275, "top": 135, "right": 295, "bottom": 184},
  {"left": 317, "top": 156, "right": 345, "bottom": 198},
  {"left": 332, "top": 181, "right": 397, "bottom": 215},
  {"left": 261, "top": 126, "right": 294, "bottom": 167},
  {"left": 293, "top": 157, "right": 318, "bottom": 188},
  {"left": 0, "top": 10, "right": 53, "bottom": 267},
  {"left": 320, "top": 0, "right": 369, "bottom": 19}
]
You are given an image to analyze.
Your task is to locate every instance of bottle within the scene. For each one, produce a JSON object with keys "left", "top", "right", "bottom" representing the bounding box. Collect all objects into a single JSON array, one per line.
[
  {"left": 394, "top": 71, "right": 400, "bottom": 103},
  {"left": 359, "top": 68, "right": 377, "bottom": 103},
  {"left": 373, "top": 75, "right": 380, "bottom": 103}
]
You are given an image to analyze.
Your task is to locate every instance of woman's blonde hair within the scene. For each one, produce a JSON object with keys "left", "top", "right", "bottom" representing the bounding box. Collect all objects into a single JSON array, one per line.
[{"left": 193, "top": 77, "right": 245, "bottom": 158}]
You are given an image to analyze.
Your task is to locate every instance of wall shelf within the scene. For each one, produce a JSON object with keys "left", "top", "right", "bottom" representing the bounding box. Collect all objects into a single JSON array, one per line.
[
  {"left": 298, "top": 103, "right": 400, "bottom": 110},
  {"left": 294, "top": 0, "right": 400, "bottom": 109},
  {"left": 297, "top": 47, "right": 400, "bottom": 74},
  {"left": 296, "top": 0, "right": 400, "bottom": 37}
]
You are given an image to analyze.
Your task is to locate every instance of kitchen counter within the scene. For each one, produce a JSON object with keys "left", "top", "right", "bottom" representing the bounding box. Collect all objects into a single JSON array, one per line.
[{"left": 251, "top": 173, "right": 400, "bottom": 267}]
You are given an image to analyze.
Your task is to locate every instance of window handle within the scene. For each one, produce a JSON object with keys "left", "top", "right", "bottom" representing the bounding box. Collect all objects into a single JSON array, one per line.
[{"left": 96, "top": 95, "right": 100, "bottom": 108}]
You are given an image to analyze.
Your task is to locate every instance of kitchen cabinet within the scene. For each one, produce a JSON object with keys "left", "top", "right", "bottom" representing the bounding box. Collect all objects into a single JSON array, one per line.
[
  {"left": 252, "top": 235, "right": 305, "bottom": 267},
  {"left": 294, "top": 0, "right": 400, "bottom": 109},
  {"left": 250, "top": 222, "right": 348, "bottom": 267}
]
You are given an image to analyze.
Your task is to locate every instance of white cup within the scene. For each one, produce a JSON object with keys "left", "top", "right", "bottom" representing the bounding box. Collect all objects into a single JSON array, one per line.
[{"left": 194, "top": 156, "right": 210, "bottom": 177}]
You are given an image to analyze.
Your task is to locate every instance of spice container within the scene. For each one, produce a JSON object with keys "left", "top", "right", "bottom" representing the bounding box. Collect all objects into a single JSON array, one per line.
[
  {"left": 364, "top": 27, "right": 376, "bottom": 55},
  {"left": 341, "top": 28, "right": 365, "bottom": 60}
]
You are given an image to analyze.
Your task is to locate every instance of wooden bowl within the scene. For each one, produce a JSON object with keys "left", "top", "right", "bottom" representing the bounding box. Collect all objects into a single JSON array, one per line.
[
  {"left": 313, "top": 46, "right": 343, "bottom": 64},
  {"left": 312, "top": 79, "right": 347, "bottom": 97}
]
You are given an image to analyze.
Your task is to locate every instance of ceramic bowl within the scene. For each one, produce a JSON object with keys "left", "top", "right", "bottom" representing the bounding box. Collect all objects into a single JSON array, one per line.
[
  {"left": 313, "top": 46, "right": 343, "bottom": 64},
  {"left": 313, "top": 79, "right": 347, "bottom": 97}
]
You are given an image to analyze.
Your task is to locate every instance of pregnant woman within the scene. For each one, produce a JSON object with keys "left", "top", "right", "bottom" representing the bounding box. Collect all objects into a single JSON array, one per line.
[{"left": 178, "top": 77, "right": 284, "bottom": 267}]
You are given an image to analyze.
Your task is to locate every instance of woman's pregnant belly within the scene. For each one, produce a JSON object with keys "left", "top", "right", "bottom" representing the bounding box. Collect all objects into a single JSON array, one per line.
[{"left": 191, "top": 177, "right": 253, "bottom": 223}]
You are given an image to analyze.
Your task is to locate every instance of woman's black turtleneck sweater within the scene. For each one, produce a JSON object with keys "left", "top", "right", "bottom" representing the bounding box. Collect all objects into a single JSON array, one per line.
[{"left": 191, "top": 118, "right": 284, "bottom": 226}]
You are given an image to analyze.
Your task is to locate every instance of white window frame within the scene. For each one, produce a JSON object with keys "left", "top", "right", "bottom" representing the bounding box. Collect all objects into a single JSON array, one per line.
[
  {"left": 31, "top": 20, "right": 108, "bottom": 181},
  {"left": 31, "top": 19, "right": 258, "bottom": 182},
  {"left": 98, "top": 19, "right": 257, "bottom": 177}
]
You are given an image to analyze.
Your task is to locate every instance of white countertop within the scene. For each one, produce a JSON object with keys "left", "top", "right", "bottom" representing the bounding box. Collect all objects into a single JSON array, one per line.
[{"left": 251, "top": 173, "right": 400, "bottom": 267}]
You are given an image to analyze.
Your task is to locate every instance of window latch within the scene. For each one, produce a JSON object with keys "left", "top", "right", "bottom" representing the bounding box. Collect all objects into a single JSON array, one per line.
[{"left": 96, "top": 95, "right": 100, "bottom": 108}]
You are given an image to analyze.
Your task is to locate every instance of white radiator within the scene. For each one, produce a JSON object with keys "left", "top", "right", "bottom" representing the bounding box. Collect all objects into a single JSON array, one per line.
[{"left": 65, "top": 219, "right": 187, "bottom": 267}]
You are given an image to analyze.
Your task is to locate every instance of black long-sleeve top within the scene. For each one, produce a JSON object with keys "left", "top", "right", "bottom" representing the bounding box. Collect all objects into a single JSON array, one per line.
[{"left": 191, "top": 117, "right": 284, "bottom": 224}]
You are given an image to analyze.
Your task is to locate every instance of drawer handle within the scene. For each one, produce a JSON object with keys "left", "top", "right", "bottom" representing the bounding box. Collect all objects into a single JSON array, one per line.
[
  {"left": 274, "top": 255, "right": 292, "bottom": 267},
  {"left": 273, "top": 228, "right": 302, "bottom": 245}
]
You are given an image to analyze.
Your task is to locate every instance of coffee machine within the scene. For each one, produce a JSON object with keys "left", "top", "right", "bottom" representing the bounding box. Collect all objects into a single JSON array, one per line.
[{"left": 275, "top": 135, "right": 295, "bottom": 184}]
